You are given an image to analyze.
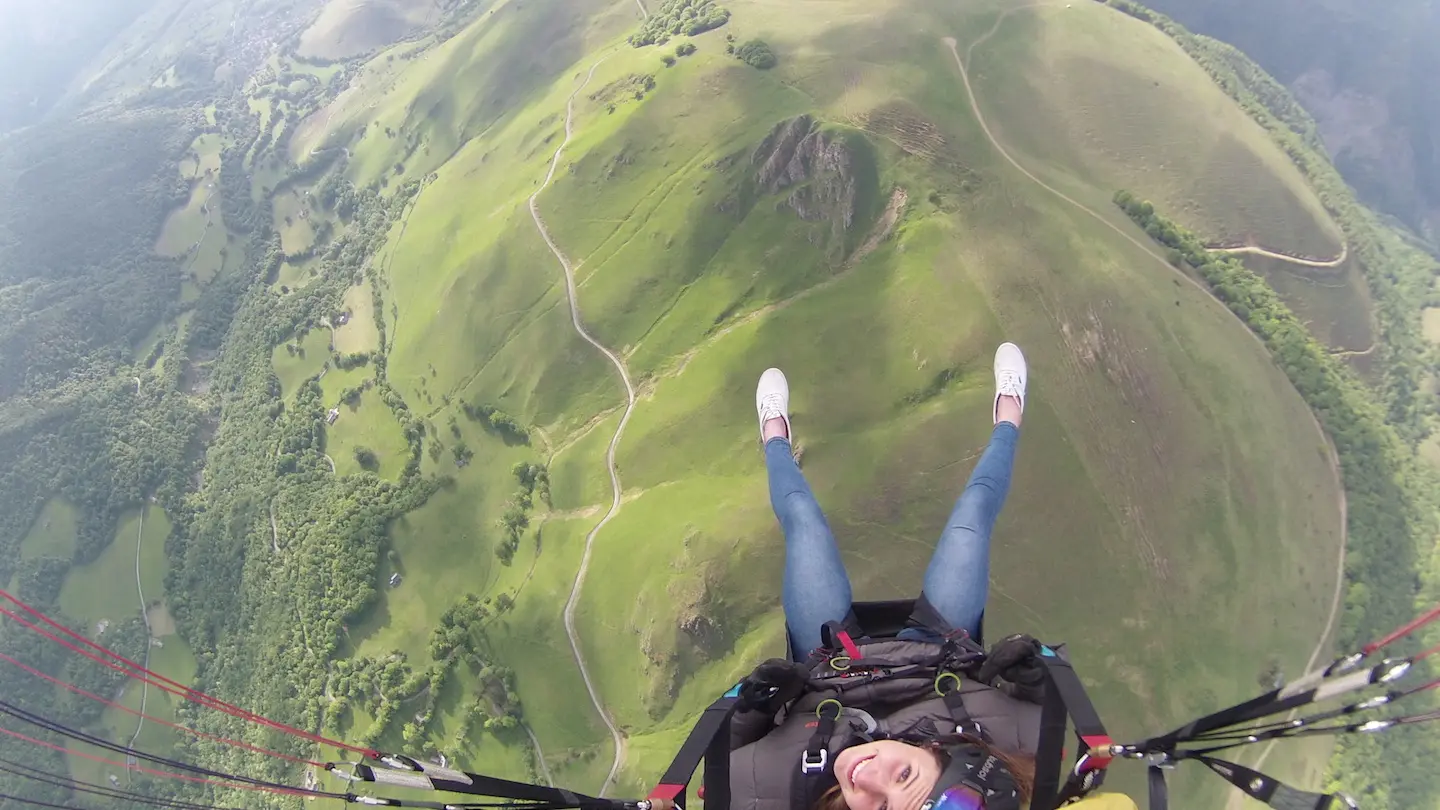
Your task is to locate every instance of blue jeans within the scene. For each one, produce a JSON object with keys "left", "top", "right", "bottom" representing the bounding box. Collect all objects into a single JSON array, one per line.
[{"left": 767, "top": 422, "right": 1019, "bottom": 659}]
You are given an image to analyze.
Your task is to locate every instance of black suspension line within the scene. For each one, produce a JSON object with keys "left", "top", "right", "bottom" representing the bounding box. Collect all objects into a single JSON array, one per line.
[
  {"left": 0, "top": 699, "right": 350, "bottom": 800},
  {"left": 0, "top": 755, "right": 243, "bottom": 810}
]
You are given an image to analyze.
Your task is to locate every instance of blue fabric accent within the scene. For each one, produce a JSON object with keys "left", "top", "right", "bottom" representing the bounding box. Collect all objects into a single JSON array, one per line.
[{"left": 724, "top": 683, "right": 743, "bottom": 698}]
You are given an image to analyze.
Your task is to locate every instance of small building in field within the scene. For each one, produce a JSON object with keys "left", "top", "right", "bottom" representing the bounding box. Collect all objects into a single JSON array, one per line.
[
  {"left": 389, "top": 573, "right": 402, "bottom": 588},
  {"left": 326, "top": 408, "right": 340, "bottom": 425}
]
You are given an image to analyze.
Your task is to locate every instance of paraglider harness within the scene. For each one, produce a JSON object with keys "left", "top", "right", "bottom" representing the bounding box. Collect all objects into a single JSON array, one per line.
[
  {"left": 330, "top": 602, "right": 1440, "bottom": 810},
  {"left": 645, "top": 599, "right": 1117, "bottom": 810}
]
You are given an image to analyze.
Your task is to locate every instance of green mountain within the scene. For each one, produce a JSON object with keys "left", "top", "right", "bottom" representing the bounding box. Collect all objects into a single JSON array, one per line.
[
  {"left": 0, "top": 0, "right": 1435, "bottom": 808},
  {"left": 1139, "top": 0, "right": 1440, "bottom": 239}
]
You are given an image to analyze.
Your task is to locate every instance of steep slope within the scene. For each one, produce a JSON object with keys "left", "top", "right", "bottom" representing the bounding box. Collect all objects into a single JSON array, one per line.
[
  {"left": 318, "top": 0, "right": 1346, "bottom": 803},
  {"left": 962, "top": 1, "right": 1343, "bottom": 260},
  {"left": 1139, "top": 0, "right": 1440, "bottom": 238},
  {"left": 297, "top": 0, "right": 443, "bottom": 60}
]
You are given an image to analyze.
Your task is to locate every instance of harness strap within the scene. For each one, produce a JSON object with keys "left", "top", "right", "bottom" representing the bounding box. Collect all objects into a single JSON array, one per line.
[
  {"left": 648, "top": 692, "right": 740, "bottom": 809},
  {"left": 802, "top": 700, "right": 842, "bottom": 775},
  {"left": 1030, "top": 650, "right": 1113, "bottom": 810},
  {"left": 822, "top": 621, "right": 863, "bottom": 660},
  {"left": 790, "top": 699, "right": 843, "bottom": 810},
  {"left": 1148, "top": 766, "right": 1169, "bottom": 810},
  {"left": 936, "top": 676, "right": 986, "bottom": 739}
]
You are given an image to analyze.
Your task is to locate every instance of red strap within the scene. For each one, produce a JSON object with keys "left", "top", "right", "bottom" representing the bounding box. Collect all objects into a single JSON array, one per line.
[
  {"left": 836, "top": 630, "right": 862, "bottom": 660},
  {"left": 1079, "top": 735, "right": 1115, "bottom": 772},
  {"left": 1363, "top": 604, "right": 1440, "bottom": 655},
  {"left": 649, "top": 783, "right": 685, "bottom": 801}
]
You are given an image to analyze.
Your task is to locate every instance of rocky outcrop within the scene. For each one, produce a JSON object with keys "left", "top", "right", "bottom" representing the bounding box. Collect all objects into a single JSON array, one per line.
[{"left": 752, "top": 115, "right": 859, "bottom": 236}]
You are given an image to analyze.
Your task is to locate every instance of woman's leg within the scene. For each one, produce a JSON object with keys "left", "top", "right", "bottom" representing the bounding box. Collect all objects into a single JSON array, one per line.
[
  {"left": 768, "top": 437, "right": 853, "bottom": 659},
  {"left": 919, "top": 422, "right": 1018, "bottom": 638},
  {"left": 757, "top": 369, "right": 852, "bottom": 659},
  {"left": 919, "top": 343, "right": 1027, "bottom": 639}
]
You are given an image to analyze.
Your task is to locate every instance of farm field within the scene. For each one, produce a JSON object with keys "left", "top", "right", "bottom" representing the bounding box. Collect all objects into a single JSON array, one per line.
[
  {"left": 323, "top": 390, "right": 411, "bottom": 479},
  {"left": 273, "top": 188, "right": 318, "bottom": 255},
  {"left": 57, "top": 506, "right": 171, "bottom": 629},
  {"left": 272, "top": 329, "right": 334, "bottom": 400},
  {"left": 334, "top": 283, "right": 381, "bottom": 354}
]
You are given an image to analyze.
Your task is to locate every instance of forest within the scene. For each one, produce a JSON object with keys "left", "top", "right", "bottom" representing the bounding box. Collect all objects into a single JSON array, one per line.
[
  {"left": 0, "top": 110, "right": 194, "bottom": 399},
  {"left": 1116, "top": 191, "right": 1440, "bottom": 809}
]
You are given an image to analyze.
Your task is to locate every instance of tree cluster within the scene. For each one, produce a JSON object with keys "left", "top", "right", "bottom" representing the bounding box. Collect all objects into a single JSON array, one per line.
[
  {"left": 734, "top": 39, "right": 778, "bottom": 69},
  {"left": 461, "top": 401, "right": 530, "bottom": 445},
  {"left": 629, "top": 0, "right": 730, "bottom": 46},
  {"left": 494, "top": 462, "right": 549, "bottom": 565}
]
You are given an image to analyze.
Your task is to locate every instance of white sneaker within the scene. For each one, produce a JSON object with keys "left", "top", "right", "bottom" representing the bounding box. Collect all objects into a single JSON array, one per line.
[
  {"left": 993, "top": 343, "right": 1027, "bottom": 424},
  {"left": 755, "top": 368, "right": 793, "bottom": 445}
]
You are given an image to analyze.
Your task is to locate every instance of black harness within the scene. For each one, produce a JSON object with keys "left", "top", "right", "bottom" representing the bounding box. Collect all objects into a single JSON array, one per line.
[{"left": 647, "top": 600, "right": 1115, "bottom": 810}]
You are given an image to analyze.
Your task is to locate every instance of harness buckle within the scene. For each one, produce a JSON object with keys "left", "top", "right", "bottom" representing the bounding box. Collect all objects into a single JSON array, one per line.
[{"left": 801, "top": 749, "right": 829, "bottom": 774}]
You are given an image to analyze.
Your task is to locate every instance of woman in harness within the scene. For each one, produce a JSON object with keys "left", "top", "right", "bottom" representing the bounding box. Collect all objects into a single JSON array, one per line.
[{"left": 729, "top": 343, "right": 1078, "bottom": 810}]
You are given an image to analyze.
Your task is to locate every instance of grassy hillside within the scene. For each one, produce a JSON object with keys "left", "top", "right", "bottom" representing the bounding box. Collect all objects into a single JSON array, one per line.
[
  {"left": 1243, "top": 255, "right": 1376, "bottom": 357},
  {"left": 964, "top": 2, "right": 1343, "bottom": 260},
  {"left": 326, "top": 0, "right": 1347, "bottom": 802},
  {"left": 298, "top": 0, "right": 442, "bottom": 61}
]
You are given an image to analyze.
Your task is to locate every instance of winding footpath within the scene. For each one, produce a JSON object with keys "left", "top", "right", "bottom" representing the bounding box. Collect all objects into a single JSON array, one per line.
[
  {"left": 528, "top": 59, "right": 632, "bottom": 796},
  {"left": 1211, "top": 242, "right": 1347, "bottom": 268},
  {"left": 947, "top": 16, "right": 1350, "bottom": 800}
]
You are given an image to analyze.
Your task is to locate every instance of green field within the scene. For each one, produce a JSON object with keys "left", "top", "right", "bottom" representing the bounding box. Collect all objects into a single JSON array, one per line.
[
  {"left": 316, "top": 0, "right": 1350, "bottom": 802},
  {"left": 54, "top": 501, "right": 196, "bottom": 788},
  {"left": 179, "top": 133, "right": 222, "bottom": 180},
  {"left": 154, "top": 183, "right": 214, "bottom": 257},
  {"left": 334, "top": 283, "right": 380, "bottom": 354},
  {"left": 323, "top": 390, "right": 411, "bottom": 479},
  {"left": 156, "top": 132, "right": 232, "bottom": 295},
  {"left": 273, "top": 187, "right": 318, "bottom": 255},
  {"left": 963, "top": 1, "right": 1343, "bottom": 260},
  {"left": 58, "top": 505, "right": 171, "bottom": 629},
  {"left": 274, "top": 257, "right": 321, "bottom": 292},
  {"left": 19, "top": 498, "right": 79, "bottom": 560},
  {"left": 272, "top": 328, "right": 333, "bottom": 399}
]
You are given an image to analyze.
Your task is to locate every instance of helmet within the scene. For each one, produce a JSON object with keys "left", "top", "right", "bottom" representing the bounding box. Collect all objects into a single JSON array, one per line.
[{"left": 918, "top": 744, "right": 1020, "bottom": 810}]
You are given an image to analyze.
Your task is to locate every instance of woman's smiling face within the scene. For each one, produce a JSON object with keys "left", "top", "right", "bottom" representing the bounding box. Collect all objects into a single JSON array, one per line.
[{"left": 832, "top": 740, "right": 943, "bottom": 810}]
